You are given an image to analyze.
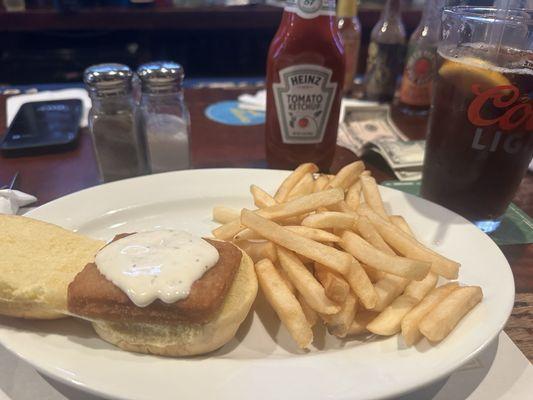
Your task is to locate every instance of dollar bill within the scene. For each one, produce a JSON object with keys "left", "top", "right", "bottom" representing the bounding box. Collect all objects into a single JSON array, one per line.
[
  {"left": 370, "top": 139, "right": 425, "bottom": 170},
  {"left": 338, "top": 105, "right": 408, "bottom": 156},
  {"left": 337, "top": 102, "right": 425, "bottom": 181},
  {"left": 393, "top": 169, "right": 422, "bottom": 181}
]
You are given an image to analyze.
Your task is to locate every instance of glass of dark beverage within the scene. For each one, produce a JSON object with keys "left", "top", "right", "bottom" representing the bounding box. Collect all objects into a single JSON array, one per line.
[{"left": 421, "top": 7, "right": 533, "bottom": 233}]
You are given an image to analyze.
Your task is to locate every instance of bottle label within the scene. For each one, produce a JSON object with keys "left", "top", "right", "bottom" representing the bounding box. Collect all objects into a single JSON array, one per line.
[
  {"left": 285, "top": 0, "right": 335, "bottom": 19},
  {"left": 364, "top": 41, "right": 406, "bottom": 101},
  {"left": 399, "top": 45, "right": 436, "bottom": 106},
  {"left": 273, "top": 64, "right": 337, "bottom": 144}
]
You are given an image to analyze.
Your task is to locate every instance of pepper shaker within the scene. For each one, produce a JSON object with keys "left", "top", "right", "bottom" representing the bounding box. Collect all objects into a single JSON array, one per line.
[
  {"left": 84, "top": 63, "right": 147, "bottom": 183},
  {"left": 137, "top": 61, "right": 191, "bottom": 173}
]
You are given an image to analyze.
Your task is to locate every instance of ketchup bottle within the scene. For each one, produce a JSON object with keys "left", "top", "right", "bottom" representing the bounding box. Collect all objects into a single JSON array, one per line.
[{"left": 265, "top": 0, "right": 344, "bottom": 171}]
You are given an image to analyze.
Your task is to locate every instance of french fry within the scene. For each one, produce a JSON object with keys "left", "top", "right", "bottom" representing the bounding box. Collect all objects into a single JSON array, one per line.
[
  {"left": 263, "top": 188, "right": 345, "bottom": 220},
  {"left": 238, "top": 240, "right": 278, "bottom": 263},
  {"left": 354, "top": 217, "right": 392, "bottom": 281},
  {"left": 347, "top": 310, "right": 379, "bottom": 335},
  {"left": 419, "top": 286, "right": 483, "bottom": 342},
  {"left": 284, "top": 225, "right": 341, "bottom": 242},
  {"left": 287, "top": 173, "right": 315, "bottom": 200},
  {"left": 241, "top": 209, "right": 354, "bottom": 276},
  {"left": 314, "top": 263, "right": 350, "bottom": 303},
  {"left": 401, "top": 283, "right": 459, "bottom": 346},
  {"left": 360, "top": 175, "right": 388, "bottom": 219},
  {"left": 212, "top": 206, "right": 240, "bottom": 224},
  {"left": 255, "top": 259, "right": 313, "bottom": 348},
  {"left": 345, "top": 181, "right": 362, "bottom": 211},
  {"left": 366, "top": 272, "right": 438, "bottom": 335},
  {"left": 373, "top": 275, "right": 410, "bottom": 312},
  {"left": 278, "top": 265, "right": 296, "bottom": 294},
  {"left": 404, "top": 272, "right": 438, "bottom": 301},
  {"left": 277, "top": 247, "right": 341, "bottom": 315},
  {"left": 250, "top": 185, "right": 277, "bottom": 208},
  {"left": 328, "top": 161, "right": 365, "bottom": 190},
  {"left": 233, "top": 228, "right": 263, "bottom": 242},
  {"left": 327, "top": 200, "right": 358, "bottom": 215},
  {"left": 345, "top": 259, "right": 377, "bottom": 310},
  {"left": 344, "top": 222, "right": 420, "bottom": 311},
  {"left": 389, "top": 215, "right": 415, "bottom": 237},
  {"left": 361, "top": 170, "right": 371, "bottom": 177},
  {"left": 357, "top": 204, "right": 460, "bottom": 279},
  {"left": 340, "top": 231, "right": 431, "bottom": 280},
  {"left": 313, "top": 175, "right": 330, "bottom": 192},
  {"left": 355, "top": 216, "right": 395, "bottom": 255},
  {"left": 213, "top": 188, "right": 344, "bottom": 240},
  {"left": 361, "top": 264, "right": 387, "bottom": 282},
  {"left": 367, "top": 295, "right": 419, "bottom": 336},
  {"left": 297, "top": 292, "right": 319, "bottom": 327},
  {"left": 301, "top": 212, "right": 358, "bottom": 230},
  {"left": 274, "top": 163, "right": 319, "bottom": 202},
  {"left": 212, "top": 218, "right": 247, "bottom": 241},
  {"left": 321, "top": 292, "right": 357, "bottom": 338},
  {"left": 296, "top": 252, "right": 314, "bottom": 265}
]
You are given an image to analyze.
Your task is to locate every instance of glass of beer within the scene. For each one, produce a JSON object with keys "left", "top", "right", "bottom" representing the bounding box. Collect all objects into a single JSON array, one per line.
[{"left": 421, "top": 7, "right": 533, "bottom": 233}]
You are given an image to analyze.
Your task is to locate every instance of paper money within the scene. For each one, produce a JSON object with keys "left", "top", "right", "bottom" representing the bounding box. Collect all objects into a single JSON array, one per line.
[
  {"left": 337, "top": 103, "right": 425, "bottom": 181},
  {"left": 393, "top": 169, "right": 422, "bottom": 181},
  {"left": 338, "top": 105, "right": 408, "bottom": 156},
  {"left": 370, "top": 139, "right": 425, "bottom": 170}
]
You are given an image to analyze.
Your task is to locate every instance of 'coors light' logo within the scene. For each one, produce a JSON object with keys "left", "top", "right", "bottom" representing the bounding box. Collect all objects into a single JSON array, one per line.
[{"left": 467, "top": 84, "right": 533, "bottom": 131}]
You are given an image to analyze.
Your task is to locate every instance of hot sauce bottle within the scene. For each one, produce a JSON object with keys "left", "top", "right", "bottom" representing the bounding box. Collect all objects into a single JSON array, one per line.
[{"left": 265, "top": 0, "right": 345, "bottom": 171}]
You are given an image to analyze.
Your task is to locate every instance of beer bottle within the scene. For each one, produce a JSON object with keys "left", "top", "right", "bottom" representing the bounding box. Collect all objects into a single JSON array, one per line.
[
  {"left": 337, "top": 0, "right": 362, "bottom": 93},
  {"left": 265, "top": 0, "right": 345, "bottom": 171},
  {"left": 363, "top": 0, "right": 406, "bottom": 102},
  {"left": 399, "top": 0, "right": 444, "bottom": 114}
]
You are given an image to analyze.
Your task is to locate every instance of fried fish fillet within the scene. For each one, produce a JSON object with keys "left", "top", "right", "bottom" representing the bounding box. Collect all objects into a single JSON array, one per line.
[{"left": 67, "top": 237, "right": 241, "bottom": 324}]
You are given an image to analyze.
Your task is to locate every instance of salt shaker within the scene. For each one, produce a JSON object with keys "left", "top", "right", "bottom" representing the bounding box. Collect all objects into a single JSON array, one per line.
[
  {"left": 84, "top": 63, "right": 147, "bottom": 183},
  {"left": 137, "top": 61, "right": 191, "bottom": 173}
]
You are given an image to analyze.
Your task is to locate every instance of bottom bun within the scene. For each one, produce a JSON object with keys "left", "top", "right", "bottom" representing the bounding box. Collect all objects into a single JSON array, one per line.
[{"left": 92, "top": 250, "right": 257, "bottom": 357}]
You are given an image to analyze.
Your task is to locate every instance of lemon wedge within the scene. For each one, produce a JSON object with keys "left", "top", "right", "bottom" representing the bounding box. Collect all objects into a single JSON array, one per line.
[{"left": 438, "top": 57, "right": 511, "bottom": 92}]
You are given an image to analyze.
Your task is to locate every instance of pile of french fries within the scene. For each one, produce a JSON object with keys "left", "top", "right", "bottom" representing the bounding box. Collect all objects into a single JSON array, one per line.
[{"left": 212, "top": 162, "right": 483, "bottom": 349}]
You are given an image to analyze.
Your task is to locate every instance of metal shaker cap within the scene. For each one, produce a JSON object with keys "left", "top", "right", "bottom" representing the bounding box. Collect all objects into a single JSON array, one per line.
[
  {"left": 137, "top": 61, "right": 184, "bottom": 92},
  {"left": 84, "top": 63, "right": 133, "bottom": 96}
]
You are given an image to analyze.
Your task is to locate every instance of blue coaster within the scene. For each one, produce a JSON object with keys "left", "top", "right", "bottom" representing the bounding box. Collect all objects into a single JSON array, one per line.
[{"left": 204, "top": 101, "right": 265, "bottom": 126}]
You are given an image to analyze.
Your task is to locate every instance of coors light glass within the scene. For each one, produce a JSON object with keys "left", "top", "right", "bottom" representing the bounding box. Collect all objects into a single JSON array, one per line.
[{"left": 421, "top": 7, "right": 533, "bottom": 233}]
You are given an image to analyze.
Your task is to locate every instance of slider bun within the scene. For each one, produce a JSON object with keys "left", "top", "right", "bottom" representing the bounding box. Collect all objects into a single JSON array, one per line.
[
  {"left": 92, "top": 250, "right": 257, "bottom": 356},
  {"left": 0, "top": 215, "right": 104, "bottom": 319}
]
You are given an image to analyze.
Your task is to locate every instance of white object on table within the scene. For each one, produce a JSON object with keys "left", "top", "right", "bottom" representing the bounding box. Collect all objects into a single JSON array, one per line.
[
  {"left": 238, "top": 89, "right": 266, "bottom": 112},
  {"left": 0, "top": 332, "right": 530, "bottom": 400},
  {"left": 6, "top": 89, "right": 91, "bottom": 128},
  {"left": 0, "top": 190, "right": 36, "bottom": 215}
]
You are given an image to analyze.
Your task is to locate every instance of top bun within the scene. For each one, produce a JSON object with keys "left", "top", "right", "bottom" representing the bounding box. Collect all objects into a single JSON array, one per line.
[{"left": 0, "top": 215, "right": 104, "bottom": 319}]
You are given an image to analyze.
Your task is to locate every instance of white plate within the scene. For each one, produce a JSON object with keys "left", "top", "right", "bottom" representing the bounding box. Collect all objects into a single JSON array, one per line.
[{"left": 0, "top": 169, "right": 514, "bottom": 400}]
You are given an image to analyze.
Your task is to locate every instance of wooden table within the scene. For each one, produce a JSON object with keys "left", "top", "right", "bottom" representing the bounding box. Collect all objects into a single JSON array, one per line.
[{"left": 0, "top": 86, "right": 531, "bottom": 360}]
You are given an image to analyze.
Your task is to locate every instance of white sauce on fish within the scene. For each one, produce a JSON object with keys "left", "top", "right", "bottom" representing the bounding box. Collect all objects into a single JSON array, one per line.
[{"left": 95, "top": 230, "right": 219, "bottom": 307}]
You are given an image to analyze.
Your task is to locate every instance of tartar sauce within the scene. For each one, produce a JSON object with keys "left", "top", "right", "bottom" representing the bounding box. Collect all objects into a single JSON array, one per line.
[{"left": 95, "top": 230, "right": 220, "bottom": 307}]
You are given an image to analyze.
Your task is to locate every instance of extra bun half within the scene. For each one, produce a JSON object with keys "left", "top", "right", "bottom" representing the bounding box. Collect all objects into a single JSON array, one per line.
[
  {"left": 0, "top": 215, "right": 104, "bottom": 319},
  {"left": 92, "top": 250, "right": 257, "bottom": 357}
]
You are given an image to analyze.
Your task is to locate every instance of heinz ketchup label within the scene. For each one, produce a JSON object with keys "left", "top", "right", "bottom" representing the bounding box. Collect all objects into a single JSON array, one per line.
[
  {"left": 273, "top": 64, "right": 337, "bottom": 144},
  {"left": 285, "top": 0, "right": 335, "bottom": 19}
]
